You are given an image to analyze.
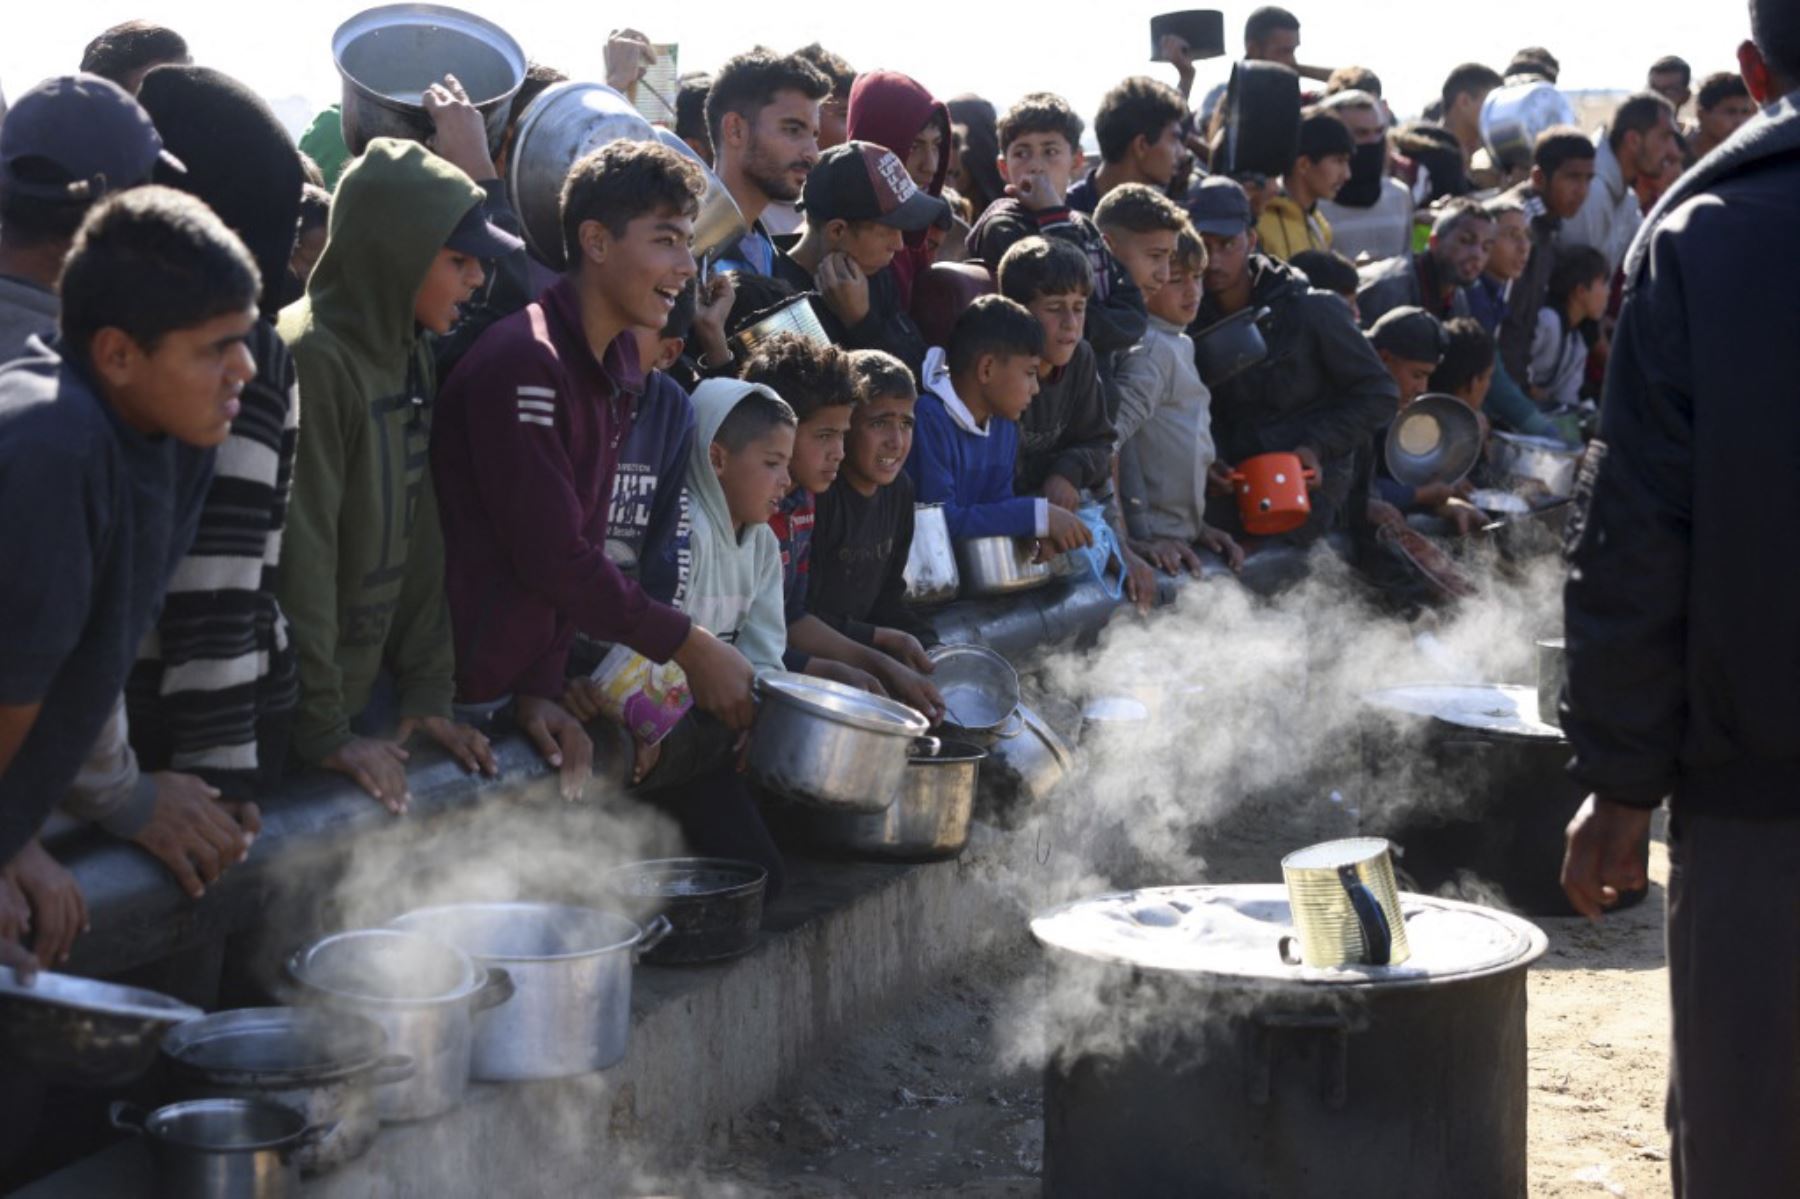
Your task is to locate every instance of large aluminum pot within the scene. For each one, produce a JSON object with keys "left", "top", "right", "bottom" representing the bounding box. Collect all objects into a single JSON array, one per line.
[
  {"left": 802, "top": 741, "right": 985, "bottom": 859},
  {"left": 903, "top": 503, "right": 960, "bottom": 605},
  {"left": 748, "top": 671, "right": 932, "bottom": 812},
  {"left": 160, "top": 1008, "right": 413, "bottom": 1176},
  {"left": 286, "top": 929, "right": 513, "bottom": 1122},
  {"left": 332, "top": 5, "right": 525, "bottom": 158},
  {"left": 507, "top": 81, "right": 656, "bottom": 268},
  {"left": 929, "top": 643, "right": 1024, "bottom": 748},
  {"left": 111, "top": 1098, "right": 330, "bottom": 1199},
  {"left": 1491, "top": 431, "right": 1582, "bottom": 498},
  {"left": 390, "top": 904, "right": 669, "bottom": 1080},
  {"left": 652, "top": 128, "right": 749, "bottom": 262},
  {"left": 1480, "top": 81, "right": 1577, "bottom": 172},
  {"left": 1536, "top": 637, "right": 1566, "bottom": 727},
  {"left": 956, "top": 535, "right": 1053, "bottom": 597},
  {"left": 978, "top": 703, "right": 1076, "bottom": 824}
]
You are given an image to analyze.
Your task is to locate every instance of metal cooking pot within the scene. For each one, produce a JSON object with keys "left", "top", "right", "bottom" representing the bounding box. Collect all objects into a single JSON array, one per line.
[
  {"left": 1491, "top": 431, "right": 1582, "bottom": 498},
  {"left": 1192, "top": 306, "right": 1270, "bottom": 387},
  {"left": 652, "top": 128, "right": 749, "bottom": 263},
  {"left": 929, "top": 643, "right": 1023, "bottom": 748},
  {"left": 160, "top": 1008, "right": 413, "bottom": 1176},
  {"left": 390, "top": 904, "right": 668, "bottom": 1080},
  {"left": 286, "top": 929, "right": 513, "bottom": 1122},
  {"left": 956, "top": 535, "right": 1053, "bottom": 597},
  {"left": 1536, "top": 637, "right": 1566, "bottom": 727},
  {"left": 332, "top": 4, "right": 525, "bottom": 158},
  {"left": 748, "top": 671, "right": 933, "bottom": 811},
  {"left": 729, "top": 291, "right": 832, "bottom": 357},
  {"left": 1385, "top": 394, "right": 1483, "bottom": 489},
  {"left": 979, "top": 703, "right": 1076, "bottom": 824},
  {"left": 1222, "top": 62, "right": 1301, "bottom": 179},
  {"left": 605, "top": 858, "right": 768, "bottom": 966},
  {"left": 111, "top": 1098, "right": 331, "bottom": 1199},
  {"left": 803, "top": 740, "right": 986, "bottom": 860},
  {"left": 507, "top": 81, "right": 656, "bottom": 268},
  {"left": 1480, "top": 81, "right": 1576, "bottom": 172},
  {"left": 1149, "top": 10, "right": 1226, "bottom": 62},
  {"left": 0, "top": 966, "right": 201, "bottom": 1089},
  {"left": 903, "top": 503, "right": 960, "bottom": 605}
]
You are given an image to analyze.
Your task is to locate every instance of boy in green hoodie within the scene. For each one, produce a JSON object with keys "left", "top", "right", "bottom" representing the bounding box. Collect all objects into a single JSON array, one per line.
[{"left": 277, "top": 138, "right": 519, "bottom": 814}]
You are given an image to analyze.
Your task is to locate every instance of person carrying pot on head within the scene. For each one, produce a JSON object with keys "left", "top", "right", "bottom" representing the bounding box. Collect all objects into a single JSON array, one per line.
[{"left": 1185, "top": 176, "right": 1396, "bottom": 543}]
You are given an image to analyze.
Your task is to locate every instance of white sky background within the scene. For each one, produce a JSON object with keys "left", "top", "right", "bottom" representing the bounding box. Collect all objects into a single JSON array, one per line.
[{"left": 1, "top": 1, "right": 1752, "bottom": 138}]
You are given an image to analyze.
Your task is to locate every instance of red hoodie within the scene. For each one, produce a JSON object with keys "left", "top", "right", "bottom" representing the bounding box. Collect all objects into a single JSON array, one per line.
[{"left": 847, "top": 69, "right": 951, "bottom": 306}]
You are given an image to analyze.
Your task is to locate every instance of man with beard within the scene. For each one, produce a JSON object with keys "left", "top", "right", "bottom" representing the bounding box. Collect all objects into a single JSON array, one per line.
[
  {"left": 1315, "top": 90, "right": 1414, "bottom": 263},
  {"left": 1356, "top": 199, "right": 1494, "bottom": 327},
  {"left": 1561, "top": 92, "right": 1682, "bottom": 274},
  {"left": 705, "top": 49, "right": 831, "bottom": 280}
]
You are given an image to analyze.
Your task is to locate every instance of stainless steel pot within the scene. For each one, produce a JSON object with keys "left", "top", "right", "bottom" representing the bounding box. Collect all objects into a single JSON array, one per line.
[
  {"left": 605, "top": 859, "right": 768, "bottom": 966},
  {"left": 390, "top": 904, "right": 669, "bottom": 1080},
  {"left": 1536, "top": 637, "right": 1566, "bottom": 727},
  {"left": 507, "top": 81, "right": 656, "bottom": 267},
  {"left": 956, "top": 536, "right": 1053, "bottom": 598},
  {"left": 111, "top": 1098, "right": 331, "bottom": 1199},
  {"left": 748, "top": 671, "right": 932, "bottom": 812},
  {"left": 978, "top": 703, "right": 1076, "bottom": 824},
  {"left": 1491, "top": 431, "right": 1582, "bottom": 498},
  {"left": 0, "top": 966, "right": 201, "bottom": 1089},
  {"left": 929, "top": 643, "right": 1024, "bottom": 748},
  {"left": 1385, "top": 394, "right": 1483, "bottom": 488},
  {"left": 903, "top": 503, "right": 960, "bottom": 605},
  {"left": 332, "top": 4, "right": 526, "bottom": 158},
  {"left": 652, "top": 128, "right": 749, "bottom": 263},
  {"left": 729, "top": 292, "right": 832, "bottom": 357},
  {"left": 803, "top": 741, "right": 986, "bottom": 859},
  {"left": 1480, "top": 81, "right": 1576, "bottom": 172},
  {"left": 160, "top": 1007, "right": 413, "bottom": 1176},
  {"left": 1192, "top": 305, "right": 1271, "bottom": 388},
  {"left": 286, "top": 929, "right": 514, "bottom": 1122}
]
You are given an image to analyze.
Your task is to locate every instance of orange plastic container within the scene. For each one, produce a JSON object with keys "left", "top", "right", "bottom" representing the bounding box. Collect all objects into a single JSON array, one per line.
[{"left": 1229, "top": 452, "right": 1318, "bottom": 536}]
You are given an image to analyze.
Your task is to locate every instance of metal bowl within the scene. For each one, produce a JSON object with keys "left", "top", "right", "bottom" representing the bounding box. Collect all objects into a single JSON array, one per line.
[
  {"left": 956, "top": 536, "right": 1053, "bottom": 598},
  {"left": 1385, "top": 393, "right": 1484, "bottom": 488},
  {"left": 652, "top": 128, "right": 749, "bottom": 263},
  {"left": 928, "top": 643, "right": 1023, "bottom": 744},
  {"left": 729, "top": 292, "right": 832, "bottom": 357},
  {"left": 332, "top": 4, "right": 526, "bottom": 157},
  {"left": 506, "top": 81, "right": 656, "bottom": 268},
  {"left": 1480, "top": 81, "right": 1576, "bottom": 172},
  {"left": 0, "top": 966, "right": 202, "bottom": 1088}
]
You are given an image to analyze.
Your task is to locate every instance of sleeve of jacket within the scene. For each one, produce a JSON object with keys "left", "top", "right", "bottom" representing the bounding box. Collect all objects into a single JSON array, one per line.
[
  {"left": 1111, "top": 336, "right": 1169, "bottom": 449},
  {"left": 1047, "top": 355, "right": 1115, "bottom": 490},
  {"left": 737, "top": 533, "right": 791, "bottom": 676},
  {"left": 1561, "top": 227, "right": 1694, "bottom": 808},
  {"left": 966, "top": 208, "right": 1038, "bottom": 271},
  {"left": 906, "top": 402, "right": 1040, "bottom": 539},
  {"left": 1070, "top": 232, "right": 1149, "bottom": 356},
  {"left": 432, "top": 181, "right": 537, "bottom": 380},
  {"left": 843, "top": 271, "right": 929, "bottom": 379},
  {"left": 637, "top": 411, "right": 697, "bottom": 607},
  {"left": 1485, "top": 360, "right": 1564, "bottom": 440},
  {"left": 1253, "top": 298, "right": 1398, "bottom": 461},
  {"left": 388, "top": 430, "right": 458, "bottom": 722},
  {"left": 57, "top": 697, "right": 158, "bottom": 837}
]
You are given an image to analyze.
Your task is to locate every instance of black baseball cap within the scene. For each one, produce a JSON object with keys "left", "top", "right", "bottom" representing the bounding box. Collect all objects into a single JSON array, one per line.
[
  {"left": 0, "top": 74, "right": 183, "bottom": 202},
  {"left": 1185, "top": 175, "right": 1253, "bottom": 236},
  {"left": 801, "top": 141, "right": 950, "bottom": 232},
  {"left": 1369, "top": 306, "right": 1449, "bottom": 364},
  {"left": 443, "top": 199, "right": 524, "bottom": 259}
]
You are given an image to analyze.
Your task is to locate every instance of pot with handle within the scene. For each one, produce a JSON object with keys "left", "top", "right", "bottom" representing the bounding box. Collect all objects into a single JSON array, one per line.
[
  {"left": 652, "top": 128, "right": 749, "bottom": 263},
  {"left": 801, "top": 740, "right": 986, "bottom": 860},
  {"left": 111, "top": 1098, "right": 333, "bottom": 1199},
  {"left": 1191, "top": 306, "right": 1271, "bottom": 387},
  {"left": 903, "top": 503, "right": 960, "bottom": 606},
  {"left": 956, "top": 535, "right": 1054, "bottom": 597},
  {"left": 506, "top": 81, "right": 656, "bottom": 268},
  {"left": 285, "top": 929, "right": 513, "bottom": 1122},
  {"left": 390, "top": 904, "right": 670, "bottom": 1079},
  {"left": 1279, "top": 838, "right": 1411, "bottom": 968},
  {"left": 1228, "top": 451, "right": 1317, "bottom": 536},
  {"left": 748, "top": 671, "right": 933, "bottom": 811},
  {"left": 928, "top": 643, "right": 1023, "bottom": 749}
]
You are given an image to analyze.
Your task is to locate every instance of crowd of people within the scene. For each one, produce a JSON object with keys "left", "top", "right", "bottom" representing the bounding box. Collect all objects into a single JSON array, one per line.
[{"left": 0, "top": 9, "right": 1793, "bottom": 1192}]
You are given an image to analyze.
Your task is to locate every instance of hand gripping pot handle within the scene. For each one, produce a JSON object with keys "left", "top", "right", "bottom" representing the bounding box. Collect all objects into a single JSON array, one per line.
[
  {"left": 472, "top": 966, "right": 515, "bottom": 1012},
  {"left": 633, "top": 914, "right": 675, "bottom": 963}
]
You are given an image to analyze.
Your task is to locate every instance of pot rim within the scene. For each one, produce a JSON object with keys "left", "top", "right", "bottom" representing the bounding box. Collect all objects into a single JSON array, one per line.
[
  {"left": 330, "top": 3, "right": 527, "bottom": 109},
  {"left": 756, "top": 670, "right": 930, "bottom": 737},
  {"left": 159, "top": 1007, "right": 391, "bottom": 1086},
  {"left": 137, "top": 1098, "right": 310, "bottom": 1153},
  {"left": 389, "top": 903, "right": 653, "bottom": 964},
  {"left": 0, "top": 965, "right": 201, "bottom": 1028},
  {"left": 907, "top": 740, "right": 988, "bottom": 765},
  {"left": 290, "top": 929, "right": 487, "bottom": 1008},
  {"left": 603, "top": 857, "right": 770, "bottom": 905}
]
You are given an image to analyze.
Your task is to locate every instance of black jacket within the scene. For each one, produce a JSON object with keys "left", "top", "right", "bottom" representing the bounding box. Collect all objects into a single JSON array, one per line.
[
  {"left": 1563, "top": 92, "right": 1800, "bottom": 819},
  {"left": 1015, "top": 339, "right": 1115, "bottom": 495},
  {"left": 966, "top": 198, "right": 1148, "bottom": 358},
  {"left": 772, "top": 249, "right": 928, "bottom": 381},
  {"left": 808, "top": 472, "right": 936, "bottom": 647}
]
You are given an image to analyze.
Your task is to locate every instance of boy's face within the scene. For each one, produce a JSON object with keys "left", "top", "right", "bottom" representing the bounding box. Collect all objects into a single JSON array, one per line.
[
  {"left": 1485, "top": 210, "right": 1531, "bottom": 282},
  {"left": 1575, "top": 276, "right": 1611, "bottom": 323},
  {"left": 1200, "top": 231, "right": 1252, "bottom": 296},
  {"left": 1148, "top": 262, "right": 1202, "bottom": 326},
  {"left": 1135, "top": 120, "right": 1186, "bottom": 187},
  {"left": 906, "top": 120, "right": 944, "bottom": 191},
  {"left": 1297, "top": 152, "right": 1352, "bottom": 203},
  {"left": 789, "top": 403, "right": 854, "bottom": 493},
  {"left": 585, "top": 205, "right": 699, "bottom": 333},
  {"left": 290, "top": 226, "right": 327, "bottom": 288},
  {"left": 979, "top": 351, "right": 1041, "bottom": 421},
  {"left": 1000, "top": 132, "right": 1079, "bottom": 201},
  {"left": 99, "top": 306, "right": 258, "bottom": 448},
  {"left": 413, "top": 248, "right": 486, "bottom": 335},
  {"left": 1539, "top": 158, "right": 1597, "bottom": 220},
  {"left": 827, "top": 219, "right": 906, "bottom": 276},
  {"left": 1104, "top": 227, "right": 1178, "bottom": 299},
  {"left": 1430, "top": 217, "right": 1494, "bottom": 286},
  {"left": 712, "top": 425, "right": 795, "bottom": 527},
  {"left": 1024, "top": 289, "right": 1088, "bottom": 369},
  {"left": 1460, "top": 366, "right": 1495, "bottom": 412},
  {"left": 1381, "top": 351, "right": 1437, "bottom": 408},
  {"left": 844, "top": 393, "right": 916, "bottom": 491},
  {"left": 629, "top": 324, "right": 685, "bottom": 374},
  {"left": 1700, "top": 94, "right": 1757, "bottom": 143}
]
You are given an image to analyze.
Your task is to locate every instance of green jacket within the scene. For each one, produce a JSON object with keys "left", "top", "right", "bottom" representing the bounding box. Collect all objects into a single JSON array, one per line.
[{"left": 276, "top": 138, "right": 484, "bottom": 763}]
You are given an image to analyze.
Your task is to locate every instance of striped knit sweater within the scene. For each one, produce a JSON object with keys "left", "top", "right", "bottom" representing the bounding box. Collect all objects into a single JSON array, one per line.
[{"left": 125, "top": 317, "right": 300, "bottom": 790}]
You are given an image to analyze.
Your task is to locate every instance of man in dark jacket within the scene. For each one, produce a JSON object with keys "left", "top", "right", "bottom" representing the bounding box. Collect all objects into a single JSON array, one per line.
[
  {"left": 1356, "top": 197, "right": 1493, "bottom": 327},
  {"left": 1495, "top": 128, "right": 1596, "bottom": 387},
  {"left": 1560, "top": 7, "right": 1800, "bottom": 1193},
  {"left": 1188, "top": 178, "right": 1397, "bottom": 539}
]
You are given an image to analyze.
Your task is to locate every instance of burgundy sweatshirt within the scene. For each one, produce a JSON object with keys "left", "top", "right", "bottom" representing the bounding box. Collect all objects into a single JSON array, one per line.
[{"left": 847, "top": 69, "right": 952, "bottom": 306}]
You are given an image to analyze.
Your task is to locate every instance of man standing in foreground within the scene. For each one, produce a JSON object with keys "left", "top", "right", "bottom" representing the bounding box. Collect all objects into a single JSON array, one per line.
[{"left": 1561, "top": 4, "right": 1800, "bottom": 1194}]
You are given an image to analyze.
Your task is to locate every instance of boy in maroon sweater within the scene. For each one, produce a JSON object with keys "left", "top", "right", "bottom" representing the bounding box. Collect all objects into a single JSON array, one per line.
[{"left": 433, "top": 142, "right": 749, "bottom": 799}]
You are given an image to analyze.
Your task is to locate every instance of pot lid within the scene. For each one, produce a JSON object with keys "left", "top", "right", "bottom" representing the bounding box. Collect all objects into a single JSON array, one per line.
[
  {"left": 161, "top": 1007, "right": 388, "bottom": 1080},
  {"left": 1363, "top": 683, "right": 1564, "bottom": 741},
  {"left": 757, "top": 670, "right": 929, "bottom": 736},
  {"left": 1030, "top": 884, "right": 1546, "bottom": 987},
  {"left": 390, "top": 903, "right": 646, "bottom": 962},
  {"left": 291, "top": 929, "right": 483, "bottom": 1006}
]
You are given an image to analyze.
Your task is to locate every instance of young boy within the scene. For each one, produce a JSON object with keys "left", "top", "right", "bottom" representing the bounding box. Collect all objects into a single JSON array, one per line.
[
  {"left": 908, "top": 294, "right": 1091, "bottom": 554},
  {"left": 0, "top": 187, "right": 256, "bottom": 969},
  {"left": 808, "top": 349, "right": 939, "bottom": 659},
  {"left": 743, "top": 335, "right": 943, "bottom": 719},
  {"left": 434, "top": 141, "right": 753, "bottom": 803},
  {"left": 1113, "top": 227, "right": 1244, "bottom": 575},
  {"left": 1429, "top": 317, "right": 1496, "bottom": 414},
  {"left": 1529, "top": 244, "right": 1610, "bottom": 412},
  {"left": 965, "top": 93, "right": 1147, "bottom": 364},
  {"left": 1256, "top": 112, "right": 1355, "bottom": 261},
  {"left": 1366, "top": 306, "right": 1480, "bottom": 534}
]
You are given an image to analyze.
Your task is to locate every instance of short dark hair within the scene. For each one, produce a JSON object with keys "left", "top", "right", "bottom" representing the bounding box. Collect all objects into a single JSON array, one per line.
[
  {"left": 1534, "top": 126, "right": 1597, "bottom": 176},
  {"left": 1609, "top": 92, "right": 1676, "bottom": 153},
  {"left": 297, "top": 184, "right": 331, "bottom": 236},
  {"left": 714, "top": 387, "right": 798, "bottom": 451},
  {"left": 1244, "top": 6, "right": 1300, "bottom": 46},
  {"left": 1094, "top": 182, "right": 1189, "bottom": 235},
  {"left": 560, "top": 141, "right": 703, "bottom": 266},
  {"left": 794, "top": 43, "right": 856, "bottom": 101},
  {"left": 509, "top": 61, "right": 569, "bottom": 131},
  {"left": 998, "top": 236, "right": 1094, "bottom": 305},
  {"left": 1441, "top": 63, "right": 1504, "bottom": 113},
  {"left": 1429, "top": 318, "right": 1495, "bottom": 395},
  {"left": 1648, "top": 55, "right": 1692, "bottom": 86},
  {"left": 1546, "top": 244, "right": 1611, "bottom": 314},
  {"left": 79, "top": 21, "right": 188, "bottom": 88},
  {"left": 676, "top": 73, "right": 713, "bottom": 147},
  {"left": 1172, "top": 227, "right": 1207, "bottom": 274},
  {"left": 662, "top": 279, "right": 698, "bottom": 341},
  {"left": 850, "top": 348, "right": 917, "bottom": 403},
  {"left": 704, "top": 48, "right": 832, "bottom": 150},
  {"left": 1327, "top": 65, "right": 1383, "bottom": 97},
  {"left": 947, "top": 295, "right": 1043, "bottom": 376},
  {"left": 1431, "top": 196, "right": 1491, "bottom": 241},
  {"left": 59, "top": 185, "right": 259, "bottom": 362},
  {"left": 997, "top": 93, "right": 1085, "bottom": 155},
  {"left": 1290, "top": 248, "right": 1359, "bottom": 296},
  {"left": 739, "top": 333, "right": 859, "bottom": 421},
  {"left": 297, "top": 151, "right": 325, "bottom": 189},
  {"left": 1697, "top": 71, "right": 1752, "bottom": 111},
  {"left": 1508, "top": 47, "right": 1561, "bottom": 81},
  {"left": 1094, "top": 76, "right": 1186, "bottom": 164},
  {"left": 1753, "top": 0, "right": 1800, "bottom": 81}
]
